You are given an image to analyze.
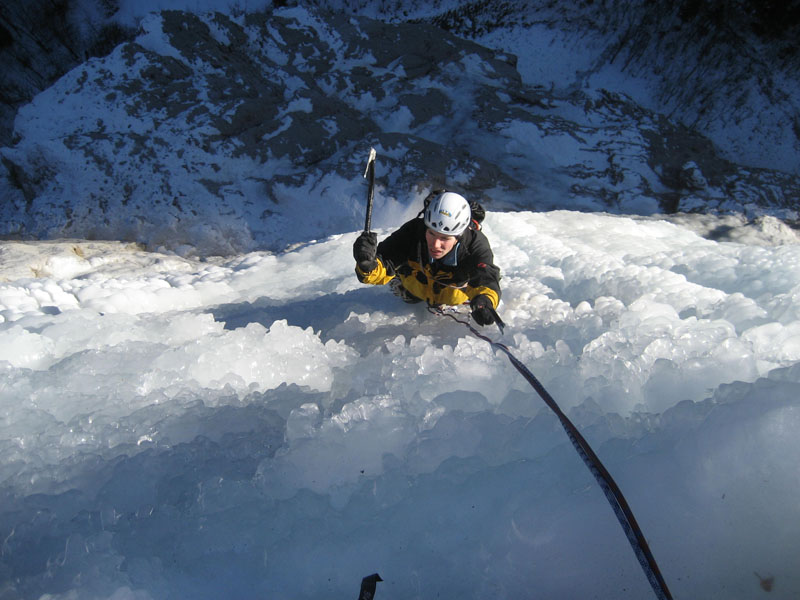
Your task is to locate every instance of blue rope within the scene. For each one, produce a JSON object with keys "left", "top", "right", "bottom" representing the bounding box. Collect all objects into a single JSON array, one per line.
[{"left": 429, "top": 306, "right": 673, "bottom": 600}]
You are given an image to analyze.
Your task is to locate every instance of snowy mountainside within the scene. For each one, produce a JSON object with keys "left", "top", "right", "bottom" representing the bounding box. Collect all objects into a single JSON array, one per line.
[
  {"left": 497, "top": 1, "right": 800, "bottom": 176},
  {"left": 318, "top": 0, "right": 800, "bottom": 175},
  {"left": 1, "top": 6, "right": 798, "bottom": 255},
  {"left": 0, "top": 0, "right": 138, "bottom": 147}
]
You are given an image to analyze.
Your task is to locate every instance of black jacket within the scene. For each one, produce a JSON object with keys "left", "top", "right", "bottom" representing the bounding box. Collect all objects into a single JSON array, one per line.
[{"left": 356, "top": 218, "right": 501, "bottom": 307}]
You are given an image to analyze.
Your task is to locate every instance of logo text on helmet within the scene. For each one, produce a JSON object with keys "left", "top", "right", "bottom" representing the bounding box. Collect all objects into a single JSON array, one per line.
[{"left": 439, "top": 210, "right": 452, "bottom": 217}]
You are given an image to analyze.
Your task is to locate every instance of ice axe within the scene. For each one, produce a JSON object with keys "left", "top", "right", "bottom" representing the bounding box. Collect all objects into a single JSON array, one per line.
[{"left": 363, "top": 147, "right": 376, "bottom": 233}]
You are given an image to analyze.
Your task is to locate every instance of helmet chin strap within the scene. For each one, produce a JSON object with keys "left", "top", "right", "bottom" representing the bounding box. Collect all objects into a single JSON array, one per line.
[{"left": 429, "top": 242, "right": 460, "bottom": 266}]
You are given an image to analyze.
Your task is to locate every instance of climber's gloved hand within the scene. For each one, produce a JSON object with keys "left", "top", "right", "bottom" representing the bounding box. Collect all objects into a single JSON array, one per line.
[
  {"left": 353, "top": 231, "right": 378, "bottom": 272},
  {"left": 470, "top": 294, "right": 496, "bottom": 326}
]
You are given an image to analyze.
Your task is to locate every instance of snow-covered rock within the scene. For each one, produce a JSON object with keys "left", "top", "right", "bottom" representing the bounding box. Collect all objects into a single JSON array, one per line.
[{"left": 1, "top": 6, "right": 797, "bottom": 255}]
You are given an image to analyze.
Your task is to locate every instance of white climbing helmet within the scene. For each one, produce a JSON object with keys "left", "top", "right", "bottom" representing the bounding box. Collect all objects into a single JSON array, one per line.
[{"left": 424, "top": 191, "right": 471, "bottom": 236}]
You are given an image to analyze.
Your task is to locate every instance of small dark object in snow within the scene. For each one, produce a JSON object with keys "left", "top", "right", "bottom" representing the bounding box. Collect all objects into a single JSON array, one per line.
[
  {"left": 754, "top": 571, "right": 774, "bottom": 592},
  {"left": 358, "top": 573, "right": 383, "bottom": 600}
]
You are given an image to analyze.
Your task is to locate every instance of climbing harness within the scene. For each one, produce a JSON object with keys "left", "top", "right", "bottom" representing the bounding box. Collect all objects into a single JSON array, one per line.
[{"left": 428, "top": 305, "right": 674, "bottom": 600}]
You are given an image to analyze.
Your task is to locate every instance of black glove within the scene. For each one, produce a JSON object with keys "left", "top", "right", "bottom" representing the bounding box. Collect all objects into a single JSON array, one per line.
[
  {"left": 470, "top": 294, "right": 496, "bottom": 326},
  {"left": 353, "top": 231, "right": 378, "bottom": 272}
]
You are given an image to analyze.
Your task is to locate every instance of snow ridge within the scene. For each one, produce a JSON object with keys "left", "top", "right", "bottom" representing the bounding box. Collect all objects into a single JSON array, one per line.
[{"left": 1, "top": 6, "right": 797, "bottom": 255}]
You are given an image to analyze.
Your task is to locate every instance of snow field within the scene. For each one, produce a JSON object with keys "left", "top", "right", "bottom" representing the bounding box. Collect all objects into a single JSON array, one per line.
[{"left": 1, "top": 210, "right": 800, "bottom": 598}]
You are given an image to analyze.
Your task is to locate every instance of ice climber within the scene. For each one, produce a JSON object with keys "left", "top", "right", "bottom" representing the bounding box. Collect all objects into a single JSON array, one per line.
[{"left": 352, "top": 191, "right": 502, "bottom": 326}]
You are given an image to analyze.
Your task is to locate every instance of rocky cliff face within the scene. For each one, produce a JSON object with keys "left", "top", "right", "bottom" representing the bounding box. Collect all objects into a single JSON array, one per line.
[
  {"left": 0, "top": 5, "right": 797, "bottom": 255},
  {"left": 514, "top": 0, "right": 800, "bottom": 176},
  {"left": 0, "top": 0, "right": 134, "bottom": 146},
  {"left": 321, "top": 0, "right": 800, "bottom": 175}
]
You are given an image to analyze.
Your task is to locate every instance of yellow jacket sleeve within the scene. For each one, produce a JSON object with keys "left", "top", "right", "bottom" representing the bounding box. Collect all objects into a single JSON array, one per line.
[{"left": 356, "top": 258, "right": 395, "bottom": 285}]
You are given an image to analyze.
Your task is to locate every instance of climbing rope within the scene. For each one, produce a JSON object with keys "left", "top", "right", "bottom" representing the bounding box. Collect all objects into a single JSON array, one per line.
[{"left": 428, "top": 305, "right": 674, "bottom": 600}]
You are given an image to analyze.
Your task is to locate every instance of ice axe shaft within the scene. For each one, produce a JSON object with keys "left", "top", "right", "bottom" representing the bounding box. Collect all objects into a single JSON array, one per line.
[
  {"left": 363, "top": 147, "right": 376, "bottom": 233},
  {"left": 490, "top": 306, "right": 505, "bottom": 334}
]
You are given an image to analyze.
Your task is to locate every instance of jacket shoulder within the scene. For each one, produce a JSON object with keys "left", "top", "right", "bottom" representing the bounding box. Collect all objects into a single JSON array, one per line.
[
  {"left": 376, "top": 218, "right": 425, "bottom": 264},
  {"left": 461, "top": 227, "right": 494, "bottom": 257}
]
